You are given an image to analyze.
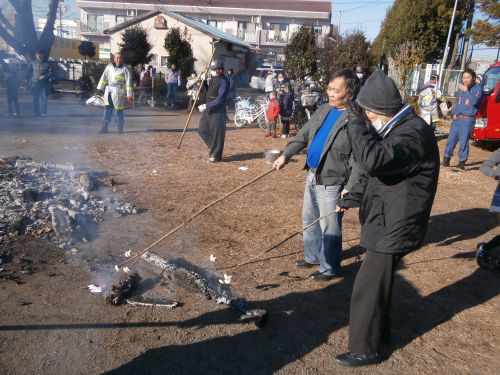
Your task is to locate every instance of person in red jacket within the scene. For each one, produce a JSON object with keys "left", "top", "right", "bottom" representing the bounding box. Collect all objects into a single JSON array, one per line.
[{"left": 265, "top": 91, "right": 280, "bottom": 138}]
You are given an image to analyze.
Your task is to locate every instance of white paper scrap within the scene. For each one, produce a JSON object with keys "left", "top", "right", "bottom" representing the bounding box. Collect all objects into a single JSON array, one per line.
[
  {"left": 88, "top": 284, "right": 102, "bottom": 293},
  {"left": 209, "top": 254, "right": 216, "bottom": 262},
  {"left": 238, "top": 166, "right": 249, "bottom": 171}
]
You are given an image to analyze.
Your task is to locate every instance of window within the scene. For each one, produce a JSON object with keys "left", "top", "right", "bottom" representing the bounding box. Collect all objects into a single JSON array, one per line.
[
  {"left": 208, "top": 20, "right": 224, "bottom": 31},
  {"left": 161, "top": 56, "right": 169, "bottom": 66},
  {"left": 116, "top": 16, "right": 126, "bottom": 24},
  {"left": 237, "top": 21, "right": 247, "bottom": 30},
  {"left": 269, "top": 23, "right": 287, "bottom": 32}
]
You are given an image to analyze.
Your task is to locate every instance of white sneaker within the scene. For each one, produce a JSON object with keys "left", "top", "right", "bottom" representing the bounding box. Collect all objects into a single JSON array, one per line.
[{"left": 281, "top": 134, "right": 289, "bottom": 138}]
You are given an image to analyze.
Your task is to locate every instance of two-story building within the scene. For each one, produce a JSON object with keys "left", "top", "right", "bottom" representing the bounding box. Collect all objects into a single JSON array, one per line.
[{"left": 76, "top": 0, "right": 332, "bottom": 61}]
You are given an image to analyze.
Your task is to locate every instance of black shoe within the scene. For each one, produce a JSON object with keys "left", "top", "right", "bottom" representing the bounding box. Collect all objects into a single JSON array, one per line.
[
  {"left": 335, "top": 352, "right": 382, "bottom": 367},
  {"left": 99, "top": 128, "right": 108, "bottom": 134},
  {"left": 118, "top": 129, "right": 124, "bottom": 134},
  {"left": 309, "top": 271, "right": 340, "bottom": 281},
  {"left": 458, "top": 162, "right": 465, "bottom": 170},
  {"left": 295, "top": 259, "right": 315, "bottom": 268},
  {"left": 441, "top": 157, "right": 450, "bottom": 167}
]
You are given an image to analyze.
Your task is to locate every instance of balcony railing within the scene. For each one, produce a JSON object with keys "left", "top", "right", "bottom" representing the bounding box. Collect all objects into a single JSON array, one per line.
[
  {"left": 78, "top": 21, "right": 111, "bottom": 34},
  {"left": 237, "top": 30, "right": 258, "bottom": 43},
  {"left": 260, "top": 30, "right": 289, "bottom": 46}
]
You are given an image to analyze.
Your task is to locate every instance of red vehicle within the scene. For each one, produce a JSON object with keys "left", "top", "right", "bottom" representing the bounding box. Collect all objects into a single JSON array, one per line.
[{"left": 473, "top": 62, "right": 500, "bottom": 146}]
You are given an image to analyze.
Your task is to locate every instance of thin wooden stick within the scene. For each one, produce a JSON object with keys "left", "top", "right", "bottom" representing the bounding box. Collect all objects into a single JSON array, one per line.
[
  {"left": 117, "top": 168, "right": 276, "bottom": 269},
  {"left": 217, "top": 210, "right": 345, "bottom": 271},
  {"left": 177, "top": 46, "right": 217, "bottom": 149}
]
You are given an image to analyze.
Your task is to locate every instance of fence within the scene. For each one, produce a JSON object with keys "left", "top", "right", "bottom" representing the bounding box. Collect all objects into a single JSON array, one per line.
[{"left": 388, "top": 64, "right": 463, "bottom": 98}]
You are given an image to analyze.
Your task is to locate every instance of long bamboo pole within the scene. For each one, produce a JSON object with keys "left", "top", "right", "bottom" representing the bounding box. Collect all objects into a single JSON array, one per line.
[
  {"left": 116, "top": 168, "right": 276, "bottom": 270},
  {"left": 177, "top": 43, "right": 218, "bottom": 149}
]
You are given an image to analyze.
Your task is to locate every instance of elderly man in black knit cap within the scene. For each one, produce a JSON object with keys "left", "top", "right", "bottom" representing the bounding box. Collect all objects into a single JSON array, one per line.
[{"left": 335, "top": 70, "right": 440, "bottom": 366}]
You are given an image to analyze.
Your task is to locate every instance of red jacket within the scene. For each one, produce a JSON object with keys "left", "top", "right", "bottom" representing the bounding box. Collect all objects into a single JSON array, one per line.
[{"left": 266, "top": 99, "right": 280, "bottom": 121}]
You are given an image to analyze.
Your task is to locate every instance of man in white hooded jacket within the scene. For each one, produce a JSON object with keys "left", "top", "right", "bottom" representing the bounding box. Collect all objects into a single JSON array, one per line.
[{"left": 97, "top": 52, "right": 133, "bottom": 134}]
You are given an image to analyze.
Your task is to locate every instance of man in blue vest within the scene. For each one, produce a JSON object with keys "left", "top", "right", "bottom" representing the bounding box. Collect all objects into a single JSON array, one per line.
[
  {"left": 198, "top": 59, "right": 229, "bottom": 163},
  {"left": 273, "top": 69, "right": 362, "bottom": 280}
]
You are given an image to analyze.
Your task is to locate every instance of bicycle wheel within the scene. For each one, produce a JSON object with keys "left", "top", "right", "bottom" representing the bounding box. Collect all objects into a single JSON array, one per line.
[
  {"left": 258, "top": 114, "right": 268, "bottom": 132},
  {"left": 293, "top": 108, "right": 308, "bottom": 130},
  {"left": 234, "top": 111, "right": 247, "bottom": 128}
]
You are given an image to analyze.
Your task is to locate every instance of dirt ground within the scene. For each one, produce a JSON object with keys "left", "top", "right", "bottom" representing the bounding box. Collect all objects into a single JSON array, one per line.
[{"left": 0, "top": 93, "right": 499, "bottom": 375}]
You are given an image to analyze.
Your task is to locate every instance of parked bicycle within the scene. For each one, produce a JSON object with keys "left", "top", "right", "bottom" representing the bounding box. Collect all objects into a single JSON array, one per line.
[{"left": 234, "top": 95, "right": 270, "bottom": 130}]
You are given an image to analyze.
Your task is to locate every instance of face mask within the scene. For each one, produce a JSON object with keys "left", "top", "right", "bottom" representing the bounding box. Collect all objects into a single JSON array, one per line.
[
  {"left": 210, "top": 70, "right": 217, "bottom": 77},
  {"left": 371, "top": 117, "right": 385, "bottom": 132},
  {"left": 278, "top": 77, "right": 284, "bottom": 82},
  {"left": 356, "top": 73, "right": 364, "bottom": 79}
]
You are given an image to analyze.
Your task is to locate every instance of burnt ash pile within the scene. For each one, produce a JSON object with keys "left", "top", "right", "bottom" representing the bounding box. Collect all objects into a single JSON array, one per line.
[{"left": 0, "top": 157, "right": 139, "bottom": 249}]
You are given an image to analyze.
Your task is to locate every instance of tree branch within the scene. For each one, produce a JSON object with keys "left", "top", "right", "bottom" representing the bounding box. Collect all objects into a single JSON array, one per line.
[
  {"left": 0, "top": 21, "right": 23, "bottom": 51},
  {"left": 0, "top": 9, "right": 16, "bottom": 32},
  {"left": 40, "top": 0, "right": 59, "bottom": 45},
  {"left": 7, "top": 0, "right": 23, "bottom": 14}
]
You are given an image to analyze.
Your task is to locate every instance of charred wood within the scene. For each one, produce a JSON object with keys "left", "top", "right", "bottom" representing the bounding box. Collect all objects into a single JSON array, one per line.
[{"left": 106, "top": 272, "right": 141, "bottom": 306}]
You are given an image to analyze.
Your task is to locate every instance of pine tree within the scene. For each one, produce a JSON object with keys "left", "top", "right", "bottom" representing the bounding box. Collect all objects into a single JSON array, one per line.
[
  {"left": 78, "top": 41, "right": 96, "bottom": 61},
  {"left": 318, "top": 31, "right": 371, "bottom": 79},
  {"left": 283, "top": 25, "right": 318, "bottom": 81},
  {"left": 371, "top": 0, "right": 467, "bottom": 63},
  {"left": 118, "top": 26, "right": 153, "bottom": 70},
  {"left": 163, "top": 27, "right": 194, "bottom": 79},
  {"left": 469, "top": 0, "right": 500, "bottom": 47}
]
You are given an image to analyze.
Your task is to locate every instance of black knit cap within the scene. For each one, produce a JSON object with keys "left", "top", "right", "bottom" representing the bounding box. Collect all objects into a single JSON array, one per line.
[{"left": 356, "top": 70, "right": 403, "bottom": 116}]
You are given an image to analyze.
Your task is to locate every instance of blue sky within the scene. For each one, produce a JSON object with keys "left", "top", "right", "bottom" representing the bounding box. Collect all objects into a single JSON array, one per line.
[
  {"left": 331, "top": 0, "right": 393, "bottom": 41},
  {"left": 332, "top": 0, "right": 497, "bottom": 62}
]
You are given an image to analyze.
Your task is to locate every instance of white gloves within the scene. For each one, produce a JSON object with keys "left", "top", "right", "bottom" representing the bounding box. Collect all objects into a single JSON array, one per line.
[
  {"left": 198, "top": 104, "right": 207, "bottom": 112},
  {"left": 201, "top": 73, "right": 206, "bottom": 81}
]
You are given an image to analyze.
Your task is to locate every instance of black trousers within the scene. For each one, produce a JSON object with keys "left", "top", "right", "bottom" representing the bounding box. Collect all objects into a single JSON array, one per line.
[
  {"left": 198, "top": 110, "right": 226, "bottom": 161},
  {"left": 281, "top": 119, "right": 290, "bottom": 135},
  {"left": 348, "top": 250, "right": 403, "bottom": 354}
]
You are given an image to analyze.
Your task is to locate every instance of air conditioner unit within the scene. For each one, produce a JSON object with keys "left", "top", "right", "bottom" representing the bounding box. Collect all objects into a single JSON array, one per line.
[
  {"left": 251, "top": 16, "right": 260, "bottom": 24},
  {"left": 126, "top": 10, "right": 136, "bottom": 17}
]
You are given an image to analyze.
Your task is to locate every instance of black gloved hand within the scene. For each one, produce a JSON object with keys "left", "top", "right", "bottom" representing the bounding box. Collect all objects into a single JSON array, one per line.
[{"left": 345, "top": 102, "right": 365, "bottom": 124}]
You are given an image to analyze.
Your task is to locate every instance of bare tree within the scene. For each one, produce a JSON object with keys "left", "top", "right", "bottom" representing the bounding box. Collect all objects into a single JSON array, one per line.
[{"left": 0, "top": 0, "right": 60, "bottom": 60}]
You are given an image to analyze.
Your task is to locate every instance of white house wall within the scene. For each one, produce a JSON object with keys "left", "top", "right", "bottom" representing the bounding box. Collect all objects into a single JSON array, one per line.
[{"left": 108, "top": 13, "right": 246, "bottom": 76}]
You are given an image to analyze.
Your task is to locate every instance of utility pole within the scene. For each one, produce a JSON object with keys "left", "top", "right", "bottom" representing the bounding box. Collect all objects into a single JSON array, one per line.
[
  {"left": 59, "top": 0, "right": 64, "bottom": 37},
  {"left": 460, "top": 0, "right": 475, "bottom": 70},
  {"left": 438, "top": 0, "right": 459, "bottom": 92}
]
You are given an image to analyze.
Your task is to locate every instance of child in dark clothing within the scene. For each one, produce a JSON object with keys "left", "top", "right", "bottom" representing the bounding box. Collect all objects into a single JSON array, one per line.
[
  {"left": 265, "top": 90, "right": 280, "bottom": 138},
  {"left": 5, "top": 69, "right": 20, "bottom": 115},
  {"left": 280, "top": 84, "right": 293, "bottom": 138}
]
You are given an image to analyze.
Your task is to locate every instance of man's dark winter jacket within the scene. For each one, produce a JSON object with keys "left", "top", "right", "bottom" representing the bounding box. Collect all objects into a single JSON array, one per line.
[
  {"left": 342, "top": 110, "right": 440, "bottom": 254},
  {"left": 283, "top": 103, "right": 360, "bottom": 190},
  {"left": 29, "top": 60, "right": 53, "bottom": 87}
]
